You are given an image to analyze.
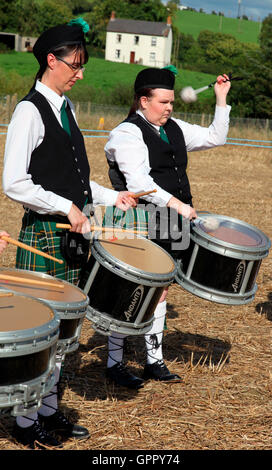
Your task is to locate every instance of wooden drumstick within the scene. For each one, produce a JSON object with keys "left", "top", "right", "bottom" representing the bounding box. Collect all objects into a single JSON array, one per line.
[
  {"left": 56, "top": 224, "right": 148, "bottom": 236},
  {"left": 132, "top": 189, "right": 157, "bottom": 198},
  {"left": 0, "top": 292, "right": 14, "bottom": 297},
  {"left": 0, "top": 273, "right": 64, "bottom": 289},
  {"left": 100, "top": 239, "right": 145, "bottom": 251},
  {"left": 0, "top": 236, "right": 64, "bottom": 265}
]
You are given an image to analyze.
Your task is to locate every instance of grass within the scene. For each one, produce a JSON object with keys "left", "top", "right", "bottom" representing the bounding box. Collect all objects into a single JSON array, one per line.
[
  {"left": 174, "top": 10, "right": 261, "bottom": 44},
  {"left": 0, "top": 52, "right": 216, "bottom": 101},
  {"left": 0, "top": 8, "right": 261, "bottom": 103}
]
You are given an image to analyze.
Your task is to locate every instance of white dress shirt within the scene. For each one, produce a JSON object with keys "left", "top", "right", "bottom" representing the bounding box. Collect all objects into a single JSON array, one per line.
[
  {"left": 105, "top": 105, "right": 231, "bottom": 206},
  {"left": 2, "top": 80, "right": 118, "bottom": 215}
]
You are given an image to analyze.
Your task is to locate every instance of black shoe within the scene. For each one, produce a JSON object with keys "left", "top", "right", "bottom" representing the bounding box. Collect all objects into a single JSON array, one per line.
[
  {"left": 143, "top": 360, "right": 182, "bottom": 383},
  {"left": 106, "top": 363, "right": 144, "bottom": 390},
  {"left": 12, "top": 420, "right": 63, "bottom": 449},
  {"left": 39, "top": 410, "right": 90, "bottom": 440}
]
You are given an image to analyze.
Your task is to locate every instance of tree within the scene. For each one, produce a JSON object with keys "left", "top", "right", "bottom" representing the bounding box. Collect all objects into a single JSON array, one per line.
[
  {"left": 197, "top": 30, "right": 251, "bottom": 71},
  {"left": 177, "top": 32, "right": 195, "bottom": 62},
  {"left": 70, "top": 0, "right": 93, "bottom": 15},
  {"left": 85, "top": 0, "right": 168, "bottom": 50},
  {"left": 0, "top": 0, "right": 21, "bottom": 32},
  {"left": 227, "top": 14, "right": 272, "bottom": 118},
  {"left": 15, "top": 0, "right": 73, "bottom": 36},
  {"left": 33, "top": 0, "right": 72, "bottom": 35},
  {"left": 166, "top": 1, "right": 179, "bottom": 18},
  {"left": 250, "top": 14, "right": 272, "bottom": 117},
  {"left": 16, "top": 0, "right": 40, "bottom": 36},
  {"left": 259, "top": 13, "right": 272, "bottom": 59}
]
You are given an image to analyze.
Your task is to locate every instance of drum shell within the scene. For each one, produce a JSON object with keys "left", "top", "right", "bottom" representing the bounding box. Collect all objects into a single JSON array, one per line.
[
  {"left": 80, "top": 236, "right": 176, "bottom": 336},
  {"left": 0, "top": 292, "right": 59, "bottom": 416},
  {"left": 175, "top": 215, "right": 271, "bottom": 305},
  {"left": 0, "top": 269, "right": 89, "bottom": 356}
]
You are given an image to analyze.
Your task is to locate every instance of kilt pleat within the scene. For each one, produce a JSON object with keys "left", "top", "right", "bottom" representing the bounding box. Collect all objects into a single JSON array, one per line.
[
  {"left": 16, "top": 212, "right": 82, "bottom": 283},
  {"left": 103, "top": 206, "right": 149, "bottom": 236}
]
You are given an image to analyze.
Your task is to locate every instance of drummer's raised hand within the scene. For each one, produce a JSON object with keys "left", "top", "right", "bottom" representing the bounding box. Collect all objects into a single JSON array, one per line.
[
  {"left": 214, "top": 74, "right": 231, "bottom": 106},
  {"left": 167, "top": 196, "right": 197, "bottom": 220},
  {"left": 68, "top": 203, "right": 91, "bottom": 234},
  {"left": 0, "top": 231, "right": 10, "bottom": 254},
  {"left": 115, "top": 191, "right": 137, "bottom": 211}
]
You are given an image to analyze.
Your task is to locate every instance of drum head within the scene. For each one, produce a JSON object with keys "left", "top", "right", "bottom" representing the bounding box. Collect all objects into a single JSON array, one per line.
[
  {"left": 0, "top": 269, "right": 87, "bottom": 304},
  {"left": 193, "top": 214, "right": 271, "bottom": 258},
  {"left": 94, "top": 235, "right": 175, "bottom": 275},
  {"left": 0, "top": 293, "right": 54, "bottom": 331}
]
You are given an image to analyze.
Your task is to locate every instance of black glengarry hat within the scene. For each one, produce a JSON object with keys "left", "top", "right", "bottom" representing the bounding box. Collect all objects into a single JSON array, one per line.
[
  {"left": 134, "top": 65, "right": 177, "bottom": 93},
  {"left": 33, "top": 17, "right": 89, "bottom": 65}
]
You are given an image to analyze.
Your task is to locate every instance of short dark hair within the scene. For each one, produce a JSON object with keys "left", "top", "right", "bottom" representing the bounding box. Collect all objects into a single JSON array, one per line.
[{"left": 128, "top": 88, "right": 155, "bottom": 117}]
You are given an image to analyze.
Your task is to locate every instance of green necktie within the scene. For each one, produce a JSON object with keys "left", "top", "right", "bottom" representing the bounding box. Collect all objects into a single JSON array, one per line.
[
  {"left": 159, "top": 126, "right": 169, "bottom": 144},
  {"left": 60, "top": 100, "right": 71, "bottom": 136}
]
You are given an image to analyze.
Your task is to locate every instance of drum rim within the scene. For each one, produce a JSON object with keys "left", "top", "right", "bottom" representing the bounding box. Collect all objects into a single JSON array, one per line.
[
  {"left": 0, "top": 367, "right": 56, "bottom": 416},
  {"left": 175, "top": 269, "right": 257, "bottom": 305},
  {"left": 191, "top": 214, "right": 271, "bottom": 258},
  {"left": 86, "top": 306, "right": 154, "bottom": 336},
  {"left": 175, "top": 264, "right": 258, "bottom": 305},
  {"left": 0, "top": 268, "right": 89, "bottom": 310},
  {"left": 91, "top": 234, "right": 177, "bottom": 282}
]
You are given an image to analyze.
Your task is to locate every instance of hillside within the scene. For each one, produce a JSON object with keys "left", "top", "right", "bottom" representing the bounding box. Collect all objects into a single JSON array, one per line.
[
  {"left": 0, "top": 53, "right": 216, "bottom": 102},
  {"left": 174, "top": 10, "right": 261, "bottom": 44}
]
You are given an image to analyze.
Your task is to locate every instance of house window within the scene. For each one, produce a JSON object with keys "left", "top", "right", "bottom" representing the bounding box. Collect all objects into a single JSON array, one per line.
[
  {"left": 116, "top": 34, "right": 122, "bottom": 43},
  {"left": 115, "top": 49, "right": 121, "bottom": 59},
  {"left": 149, "top": 52, "right": 156, "bottom": 62},
  {"left": 151, "top": 37, "right": 157, "bottom": 46},
  {"left": 134, "top": 35, "right": 139, "bottom": 45}
]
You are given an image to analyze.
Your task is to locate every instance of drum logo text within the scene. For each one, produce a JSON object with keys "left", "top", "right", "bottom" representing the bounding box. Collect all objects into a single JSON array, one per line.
[
  {"left": 232, "top": 260, "right": 246, "bottom": 292},
  {"left": 124, "top": 286, "right": 144, "bottom": 321}
]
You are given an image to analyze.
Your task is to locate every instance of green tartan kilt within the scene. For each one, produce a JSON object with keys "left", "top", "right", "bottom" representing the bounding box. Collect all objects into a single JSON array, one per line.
[
  {"left": 103, "top": 205, "right": 149, "bottom": 236},
  {"left": 16, "top": 211, "right": 82, "bottom": 284}
]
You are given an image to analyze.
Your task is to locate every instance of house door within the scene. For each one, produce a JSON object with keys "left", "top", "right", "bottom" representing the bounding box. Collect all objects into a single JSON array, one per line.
[{"left": 130, "top": 51, "right": 135, "bottom": 63}]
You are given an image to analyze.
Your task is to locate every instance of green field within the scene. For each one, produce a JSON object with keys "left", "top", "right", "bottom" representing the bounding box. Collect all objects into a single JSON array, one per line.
[
  {"left": 0, "top": 52, "right": 216, "bottom": 101},
  {"left": 0, "top": 8, "right": 261, "bottom": 102},
  {"left": 174, "top": 10, "right": 261, "bottom": 43}
]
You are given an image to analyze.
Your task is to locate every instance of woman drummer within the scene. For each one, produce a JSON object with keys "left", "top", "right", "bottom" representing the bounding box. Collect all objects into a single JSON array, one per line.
[
  {"left": 104, "top": 66, "right": 231, "bottom": 389},
  {"left": 2, "top": 18, "right": 136, "bottom": 448}
]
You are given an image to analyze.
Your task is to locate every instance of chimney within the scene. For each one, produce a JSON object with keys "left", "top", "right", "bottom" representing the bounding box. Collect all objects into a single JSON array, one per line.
[
  {"left": 110, "top": 11, "right": 116, "bottom": 21},
  {"left": 167, "top": 16, "right": 172, "bottom": 26}
]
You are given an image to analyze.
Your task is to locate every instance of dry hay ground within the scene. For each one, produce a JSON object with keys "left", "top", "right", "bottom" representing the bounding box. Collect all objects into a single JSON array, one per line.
[{"left": 0, "top": 130, "right": 271, "bottom": 452}]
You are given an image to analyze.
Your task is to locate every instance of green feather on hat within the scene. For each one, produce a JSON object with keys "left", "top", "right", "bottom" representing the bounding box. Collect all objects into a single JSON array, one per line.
[
  {"left": 163, "top": 65, "right": 178, "bottom": 76},
  {"left": 68, "top": 17, "right": 90, "bottom": 34}
]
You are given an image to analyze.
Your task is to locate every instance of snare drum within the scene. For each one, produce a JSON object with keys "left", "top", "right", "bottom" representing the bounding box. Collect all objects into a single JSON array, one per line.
[
  {"left": 175, "top": 214, "right": 271, "bottom": 305},
  {"left": 0, "top": 291, "right": 59, "bottom": 416},
  {"left": 79, "top": 235, "right": 176, "bottom": 336},
  {"left": 0, "top": 269, "right": 89, "bottom": 357}
]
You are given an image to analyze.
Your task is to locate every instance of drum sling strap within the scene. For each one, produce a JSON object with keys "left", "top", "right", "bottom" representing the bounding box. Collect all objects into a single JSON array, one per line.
[{"left": 58, "top": 100, "right": 90, "bottom": 265}]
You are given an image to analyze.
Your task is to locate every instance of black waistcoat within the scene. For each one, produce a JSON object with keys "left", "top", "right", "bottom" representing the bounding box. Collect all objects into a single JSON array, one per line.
[
  {"left": 22, "top": 90, "right": 92, "bottom": 211},
  {"left": 107, "top": 113, "right": 192, "bottom": 205}
]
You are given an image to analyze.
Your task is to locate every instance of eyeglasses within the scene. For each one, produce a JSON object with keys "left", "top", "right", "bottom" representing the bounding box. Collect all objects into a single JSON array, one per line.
[{"left": 55, "top": 56, "right": 85, "bottom": 73}]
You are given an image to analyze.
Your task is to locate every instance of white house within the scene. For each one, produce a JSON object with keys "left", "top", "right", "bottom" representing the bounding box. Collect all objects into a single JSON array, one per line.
[
  {"left": 105, "top": 12, "right": 172, "bottom": 68},
  {"left": 0, "top": 32, "right": 36, "bottom": 51}
]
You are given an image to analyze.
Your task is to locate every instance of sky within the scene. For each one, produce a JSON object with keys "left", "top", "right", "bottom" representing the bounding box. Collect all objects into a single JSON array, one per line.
[{"left": 171, "top": 1, "right": 272, "bottom": 21}]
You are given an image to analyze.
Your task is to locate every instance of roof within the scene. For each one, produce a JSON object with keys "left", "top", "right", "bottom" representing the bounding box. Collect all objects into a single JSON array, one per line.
[{"left": 106, "top": 18, "right": 171, "bottom": 37}]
